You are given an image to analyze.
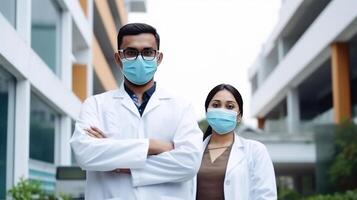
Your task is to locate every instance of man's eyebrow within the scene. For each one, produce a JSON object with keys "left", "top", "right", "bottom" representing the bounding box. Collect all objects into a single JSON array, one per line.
[
  {"left": 124, "top": 47, "right": 138, "bottom": 50},
  {"left": 124, "top": 47, "right": 154, "bottom": 50}
]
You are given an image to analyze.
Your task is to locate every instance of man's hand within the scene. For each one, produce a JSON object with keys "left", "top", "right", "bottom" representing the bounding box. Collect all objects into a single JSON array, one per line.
[
  {"left": 114, "top": 168, "right": 131, "bottom": 174},
  {"left": 84, "top": 126, "right": 106, "bottom": 138},
  {"left": 148, "top": 139, "right": 174, "bottom": 155},
  {"left": 85, "top": 127, "right": 132, "bottom": 174}
]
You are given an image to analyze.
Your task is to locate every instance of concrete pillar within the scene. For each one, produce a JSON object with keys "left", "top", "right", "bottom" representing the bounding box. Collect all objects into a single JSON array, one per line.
[
  {"left": 13, "top": 80, "right": 31, "bottom": 183},
  {"left": 57, "top": 116, "right": 72, "bottom": 166},
  {"left": 331, "top": 43, "right": 351, "bottom": 123},
  {"left": 277, "top": 38, "right": 285, "bottom": 62},
  {"left": 16, "top": 0, "right": 31, "bottom": 44},
  {"left": 287, "top": 87, "right": 300, "bottom": 133},
  {"left": 60, "top": 11, "right": 73, "bottom": 89}
]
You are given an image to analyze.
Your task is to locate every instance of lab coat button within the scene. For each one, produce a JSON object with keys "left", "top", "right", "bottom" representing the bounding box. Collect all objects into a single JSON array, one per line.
[{"left": 225, "top": 180, "right": 230, "bottom": 185}]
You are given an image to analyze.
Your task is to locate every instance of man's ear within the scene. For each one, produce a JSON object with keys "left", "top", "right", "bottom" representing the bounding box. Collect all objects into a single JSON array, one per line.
[
  {"left": 157, "top": 52, "right": 163, "bottom": 66},
  {"left": 114, "top": 52, "right": 123, "bottom": 69}
]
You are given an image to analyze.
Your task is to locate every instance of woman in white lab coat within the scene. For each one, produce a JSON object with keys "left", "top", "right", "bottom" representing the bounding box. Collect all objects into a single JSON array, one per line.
[{"left": 194, "top": 84, "right": 277, "bottom": 200}]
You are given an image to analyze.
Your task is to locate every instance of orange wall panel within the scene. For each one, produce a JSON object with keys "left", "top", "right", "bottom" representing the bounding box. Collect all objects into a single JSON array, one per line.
[{"left": 72, "top": 64, "right": 87, "bottom": 101}]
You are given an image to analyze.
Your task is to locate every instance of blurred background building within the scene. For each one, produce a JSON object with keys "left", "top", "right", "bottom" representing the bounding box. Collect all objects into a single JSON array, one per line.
[
  {"left": 0, "top": 0, "right": 147, "bottom": 198},
  {"left": 247, "top": 0, "right": 357, "bottom": 195},
  {"left": 1, "top": 0, "right": 356, "bottom": 198}
]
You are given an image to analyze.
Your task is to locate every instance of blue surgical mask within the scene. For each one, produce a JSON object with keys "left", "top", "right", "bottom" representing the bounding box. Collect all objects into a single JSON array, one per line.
[
  {"left": 206, "top": 108, "right": 238, "bottom": 135},
  {"left": 122, "top": 57, "right": 157, "bottom": 85}
]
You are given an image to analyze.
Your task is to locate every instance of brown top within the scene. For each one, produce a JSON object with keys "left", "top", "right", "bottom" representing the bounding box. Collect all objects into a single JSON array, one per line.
[{"left": 196, "top": 145, "right": 232, "bottom": 200}]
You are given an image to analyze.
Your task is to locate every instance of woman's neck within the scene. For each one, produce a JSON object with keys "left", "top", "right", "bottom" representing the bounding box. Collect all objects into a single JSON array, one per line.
[{"left": 209, "top": 131, "right": 234, "bottom": 147}]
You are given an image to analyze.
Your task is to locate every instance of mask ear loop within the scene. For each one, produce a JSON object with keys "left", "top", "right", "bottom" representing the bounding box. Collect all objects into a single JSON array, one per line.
[
  {"left": 116, "top": 61, "right": 125, "bottom": 81},
  {"left": 237, "top": 111, "right": 242, "bottom": 123},
  {"left": 116, "top": 53, "right": 125, "bottom": 78}
]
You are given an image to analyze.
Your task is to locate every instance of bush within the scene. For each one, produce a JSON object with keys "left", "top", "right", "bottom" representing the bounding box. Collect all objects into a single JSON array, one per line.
[
  {"left": 8, "top": 177, "right": 47, "bottom": 200},
  {"left": 278, "top": 187, "right": 301, "bottom": 200},
  {"left": 306, "top": 189, "right": 357, "bottom": 200},
  {"left": 328, "top": 121, "right": 357, "bottom": 191},
  {"left": 8, "top": 177, "right": 71, "bottom": 200}
]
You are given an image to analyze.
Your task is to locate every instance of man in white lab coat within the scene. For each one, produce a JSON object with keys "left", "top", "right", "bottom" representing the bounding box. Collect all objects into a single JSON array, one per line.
[{"left": 70, "top": 23, "right": 203, "bottom": 200}]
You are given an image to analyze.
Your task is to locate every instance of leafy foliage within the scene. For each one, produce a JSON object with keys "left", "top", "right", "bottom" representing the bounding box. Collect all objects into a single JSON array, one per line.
[
  {"left": 305, "top": 190, "right": 357, "bottom": 200},
  {"left": 328, "top": 121, "right": 357, "bottom": 191},
  {"left": 8, "top": 177, "right": 71, "bottom": 200},
  {"left": 278, "top": 187, "right": 301, "bottom": 200}
]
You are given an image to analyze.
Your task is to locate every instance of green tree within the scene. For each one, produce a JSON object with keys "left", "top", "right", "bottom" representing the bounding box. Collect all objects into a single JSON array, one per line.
[
  {"left": 328, "top": 120, "right": 357, "bottom": 191},
  {"left": 198, "top": 119, "right": 208, "bottom": 133}
]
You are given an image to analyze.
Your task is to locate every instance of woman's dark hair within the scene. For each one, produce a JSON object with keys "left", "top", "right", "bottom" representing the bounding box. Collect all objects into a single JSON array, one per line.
[
  {"left": 117, "top": 23, "right": 160, "bottom": 50},
  {"left": 203, "top": 84, "right": 243, "bottom": 140}
]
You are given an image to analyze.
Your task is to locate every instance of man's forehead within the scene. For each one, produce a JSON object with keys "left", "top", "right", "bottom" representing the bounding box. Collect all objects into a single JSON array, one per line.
[{"left": 121, "top": 33, "right": 157, "bottom": 49}]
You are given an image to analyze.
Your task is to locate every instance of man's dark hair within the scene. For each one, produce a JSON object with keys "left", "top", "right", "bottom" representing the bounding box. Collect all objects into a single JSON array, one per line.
[{"left": 117, "top": 23, "right": 160, "bottom": 50}]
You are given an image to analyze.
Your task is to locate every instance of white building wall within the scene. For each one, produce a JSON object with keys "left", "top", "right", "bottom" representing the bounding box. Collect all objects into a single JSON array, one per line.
[
  {"left": 250, "top": 0, "right": 357, "bottom": 117},
  {"left": 0, "top": 0, "right": 92, "bottom": 195}
]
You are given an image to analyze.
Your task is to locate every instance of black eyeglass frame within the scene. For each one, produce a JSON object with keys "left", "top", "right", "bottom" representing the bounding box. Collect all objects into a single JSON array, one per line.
[{"left": 118, "top": 48, "right": 160, "bottom": 61}]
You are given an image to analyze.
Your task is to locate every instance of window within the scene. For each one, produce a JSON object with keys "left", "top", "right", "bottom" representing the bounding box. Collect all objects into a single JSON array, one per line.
[
  {"left": 31, "top": 0, "right": 61, "bottom": 75},
  {"left": 0, "top": 67, "right": 15, "bottom": 199},
  {"left": 71, "top": 120, "right": 77, "bottom": 165},
  {"left": 30, "top": 93, "right": 58, "bottom": 164},
  {"left": 0, "top": 0, "right": 16, "bottom": 27}
]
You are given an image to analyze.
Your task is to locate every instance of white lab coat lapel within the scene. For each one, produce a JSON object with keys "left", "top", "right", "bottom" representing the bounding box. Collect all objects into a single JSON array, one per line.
[
  {"left": 225, "top": 133, "right": 245, "bottom": 178},
  {"left": 142, "top": 87, "right": 170, "bottom": 117},
  {"left": 113, "top": 84, "right": 141, "bottom": 118},
  {"left": 202, "top": 135, "right": 210, "bottom": 149}
]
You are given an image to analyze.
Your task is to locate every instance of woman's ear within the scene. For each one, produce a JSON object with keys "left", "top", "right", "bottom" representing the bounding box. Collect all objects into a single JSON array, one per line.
[{"left": 237, "top": 115, "right": 242, "bottom": 123}]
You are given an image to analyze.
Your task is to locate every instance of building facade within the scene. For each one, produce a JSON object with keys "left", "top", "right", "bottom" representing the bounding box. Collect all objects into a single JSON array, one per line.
[
  {"left": 248, "top": 0, "right": 357, "bottom": 194},
  {"left": 0, "top": 0, "right": 130, "bottom": 198}
]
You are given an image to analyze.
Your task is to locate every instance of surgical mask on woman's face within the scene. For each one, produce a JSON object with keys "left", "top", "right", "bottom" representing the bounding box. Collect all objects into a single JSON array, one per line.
[
  {"left": 122, "top": 57, "right": 157, "bottom": 85},
  {"left": 206, "top": 108, "right": 238, "bottom": 135}
]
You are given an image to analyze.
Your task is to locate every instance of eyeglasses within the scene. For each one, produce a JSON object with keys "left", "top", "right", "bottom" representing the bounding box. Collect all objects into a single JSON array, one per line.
[{"left": 118, "top": 48, "right": 159, "bottom": 61}]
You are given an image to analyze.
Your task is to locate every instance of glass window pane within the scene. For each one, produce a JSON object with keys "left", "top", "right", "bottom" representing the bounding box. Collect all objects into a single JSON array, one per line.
[
  {"left": 31, "top": 0, "right": 61, "bottom": 75},
  {"left": 30, "top": 93, "right": 57, "bottom": 164},
  {"left": 71, "top": 120, "right": 77, "bottom": 165},
  {"left": 0, "top": 68, "right": 13, "bottom": 199},
  {"left": 0, "top": 0, "right": 16, "bottom": 26}
]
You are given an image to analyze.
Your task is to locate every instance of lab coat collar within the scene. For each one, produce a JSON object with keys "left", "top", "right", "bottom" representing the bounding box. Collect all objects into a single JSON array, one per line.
[
  {"left": 203, "top": 132, "right": 245, "bottom": 177},
  {"left": 226, "top": 133, "right": 245, "bottom": 177},
  {"left": 112, "top": 83, "right": 172, "bottom": 118},
  {"left": 202, "top": 131, "right": 243, "bottom": 150}
]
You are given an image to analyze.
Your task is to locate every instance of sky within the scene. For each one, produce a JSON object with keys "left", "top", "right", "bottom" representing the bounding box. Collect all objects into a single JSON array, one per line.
[{"left": 128, "top": 0, "right": 281, "bottom": 127}]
